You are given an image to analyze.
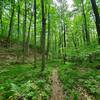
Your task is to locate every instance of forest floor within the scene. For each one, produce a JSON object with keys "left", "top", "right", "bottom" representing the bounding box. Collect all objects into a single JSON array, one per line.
[
  {"left": 0, "top": 46, "right": 41, "bottom": 65},
  {"left": 50, "top": 69, "right": 64, "bottom": 100},
  {"left": 0, "top": 44, "right": 100, "bottom": 100},
  {"left": 58, "top": 62, "right": 100, "bottom": 100}
]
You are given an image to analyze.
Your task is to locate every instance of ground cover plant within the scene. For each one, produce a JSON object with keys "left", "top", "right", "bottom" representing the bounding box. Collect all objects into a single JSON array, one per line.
[{"left": 0, "top": 0, "right": 100, "bottom": 100}]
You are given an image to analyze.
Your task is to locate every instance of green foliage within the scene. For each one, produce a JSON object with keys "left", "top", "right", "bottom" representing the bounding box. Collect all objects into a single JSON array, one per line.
[
  {"left": 0, "top": 0, "right": 100, "bottom": 99},
  {"left": 8, "top": 80, "right": 50, "bottom": 100},
  {"left": 84, "top": 79, "right": 100, "bottom": 94},
  {"left": 58, "top": 61, "right": 100, "bottom": 99},
  {"left": 0, "top": 64, "right": 52, "bottom": 99}
]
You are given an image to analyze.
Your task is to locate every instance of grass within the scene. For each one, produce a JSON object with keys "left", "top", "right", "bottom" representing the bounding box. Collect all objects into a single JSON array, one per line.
[
  {"left": 0, "top": 64, "right": 33, "bottom": 83},
  {"left": 0, "top": 48, "right": 100, "bottom": 100},
  {"left": 58, "top": 62, "right": 100, "bottom": 100},
  {"left": 0, "top": 63, "right": 53, "bottom": 100}
]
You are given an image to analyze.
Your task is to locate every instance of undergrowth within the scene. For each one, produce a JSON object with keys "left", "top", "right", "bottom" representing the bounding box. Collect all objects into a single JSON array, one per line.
[
  {"left": 0, "top": 63, "right": 53, "bottom": 100},
  {"left": 58, "top": 62, "right": 100, "bottom": 100}
]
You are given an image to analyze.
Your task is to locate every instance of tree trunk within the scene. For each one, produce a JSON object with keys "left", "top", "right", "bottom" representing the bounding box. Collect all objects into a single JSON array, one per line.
[
  {"left": 23, "top": 0, "right": 27, "bottom": 63},
  {"left": 7, "top": 0, "right": 15, "bottom": 47},
  {"left": 72, "top": 32, "right": 77, "bottom": 49},
  {"left": 90, "top": 0, "right": 100, "bottom": 44},
  {"left": 26, "top": 12, "right": 33, "bottom": 56},
  {"left": 0, "top": 0, "right": 3, "bottom": 35},
  {"left": 41, "top": 0, "right": 46, "bottom": 72},
  {"left": 63, "top": 23, "right": 66, "bottom": 64},
  {"left": 34, "top": 0, "right": 37, "bottom": 68},
  {"left": 58, "top": 24, "right": 62, "bottom": 57},
  {"left": 82, "top": 0, "right": 90, "bottom": 45},
  {"left": 47, "top": 4, "right": 50, "bottom": 60},
  {"left": 82, "top": 24, "right": 86, "bottom": 45},
  {"left": 54, "top": 33, "right": 57, "bottom": 56},
  {"left": 17, "top": 0, "right": 20, "bottom": 61}
]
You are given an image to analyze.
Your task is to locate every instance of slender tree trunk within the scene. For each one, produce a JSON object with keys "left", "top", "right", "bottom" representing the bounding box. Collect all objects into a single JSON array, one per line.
[
  {"left": 58, "top": 23, "right": 64, "bottom": 58},
  {"left": 82, "top": 0, "right": 90, "bottom": 45},
  {"left": 23, "top": 0, "right": 27, "bottom": 63},
  {"left": 7, "top": 0, "right": 15, "bottom": 47},
  {"left": 47, "top": 4, "right": 50, "bottom": 60},
  {"left": 54, "top": 33, "right": 57, "bottom": 56},
  {"left": 82, "top": 24, "right": 86, "bottom": 45},
  {"left": 41, "top": 0, "right": 46, "bottom": 72},
  {"left": 72, "top": 32, "right": 77, "bottom": 49},
  {"left": 34, "top": 0, "right": 37, "bottom": 68},
  {"left": 58, "top": 30, "right": 61, "bottom": 52},
  {"left": 17, "top": 0, "right": 20, "bottom": 61},
  {"left": 90, "top": 0, "right": 100, "bottom": 44},
  {"left": 26, "top": 12, "right": 33, "bottom": 56},
  {"left": 58, "top": 24, "right": 62, "bottom": 57},
  {"left": 61, "top": 23, "right": 64, "bottom": 55},
  {"left": 17, "top": 0, "right": 20, "bottom": 42},
  {"left": 63, "top": 23, "right": 66, "bottom": 64},
  {"left": 0, "top": 0, "right": 3, "bottom": 35}
]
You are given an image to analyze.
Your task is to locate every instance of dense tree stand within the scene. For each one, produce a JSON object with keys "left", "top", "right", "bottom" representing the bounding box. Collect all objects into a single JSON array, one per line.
[{"left": 0, "top": 0, "right": 100, "bottom": 99}]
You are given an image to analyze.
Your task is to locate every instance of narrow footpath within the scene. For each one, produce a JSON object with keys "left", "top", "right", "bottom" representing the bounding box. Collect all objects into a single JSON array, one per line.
[{"left": 50, "top": 69, "right": 65, "bottom": 100}]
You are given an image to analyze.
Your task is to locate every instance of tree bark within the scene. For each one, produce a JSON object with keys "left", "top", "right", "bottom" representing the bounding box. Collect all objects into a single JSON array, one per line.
[
  {"left": 41, "top": 0, "right": 46, "bottom": 72},
  {"left": 34, "top": 0, "right": 37, "bottom": 67},
  {"left": 58, "top": 24, "right": 62, "bottom": 57},
  {"left": 82, "top": 0, "right": 90, "bottom": 45},
  {"left": 90, "top": 0, "right": 100, "bottom": 44},
  {"left": 17, "top": 0, "right": 20, "bottom": 61},
  {"left": 26, "top": 12, "right": 33, "bottom": 56},
  {"left": 0, "top": 0, "right": 3, "bottom": 35},
  {"left": 23, "top": 0, "right": 27, "bottom": 63},
  {"left": 7, "top": 0, "right": 15, "bottom": 47},
  {"left": 47, "top": 4, "right": 50, "bottom": 60},
  {"left": 63, "top": 23, "right": 66, "bottom": 64}
]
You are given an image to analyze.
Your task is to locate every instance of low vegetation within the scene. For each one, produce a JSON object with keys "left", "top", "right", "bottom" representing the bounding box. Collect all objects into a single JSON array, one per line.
[{"left": 0, "top": 0, "right": 100, "bottom": 100}]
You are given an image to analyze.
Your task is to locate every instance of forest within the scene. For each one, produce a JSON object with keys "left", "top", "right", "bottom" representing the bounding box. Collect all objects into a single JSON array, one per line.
[{"left": 0, "top": 0, "right": 100, "bottom": 100}]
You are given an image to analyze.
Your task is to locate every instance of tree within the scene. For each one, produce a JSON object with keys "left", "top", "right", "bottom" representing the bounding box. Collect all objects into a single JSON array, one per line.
[
  {"left": 34, "top": 0, "right": 37, "bottom": 67},
  {"left": 0, "top": 0, "right": 3, "bottom": 35},
  {"left": 7, "top": 0, "right": 15, "bottom": 47},
  {"left": 90, "top": 0, "right": 100, "bottom": 44},
  {"left": 17, "top": 0, "right": 20, "bottom": 61},
  {"left": 63, "top": 23, "right": 66, "bottom": 64},
  {"left": 23, "top": 0, "right": 27, "bottom": 63},
  {"left": 81, "top": 0, "right": 90, "bottom": 45},
  {"left": 47, "top": 1, "right": 51, "bottom": 60},
  {"left": 26, "top": 6, "right": 33, "bottom": 56},
  {"left": 41, "top": 0, "right": 46, "bottom": 71}
]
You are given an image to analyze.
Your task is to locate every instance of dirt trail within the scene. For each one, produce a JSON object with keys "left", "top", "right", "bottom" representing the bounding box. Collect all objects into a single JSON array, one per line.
[{"left": 50, "top": 69, "right": 64, "bottom": 100}]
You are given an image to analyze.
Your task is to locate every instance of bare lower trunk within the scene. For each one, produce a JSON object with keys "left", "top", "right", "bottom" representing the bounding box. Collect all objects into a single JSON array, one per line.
[
  {"left": 26, "top": 12, "right": 32, "bottom": 56},
  {"left": 82, "top": 0, "right": 90, "bottom": 45},
  {"left": 90, "top": 0, "right": 100, "bottom": 44},
  {"left": 17, "top": 0, "right": 20, "bottom": 61},
  {"left": 34, "top": 0, "right": 37, "bottom": 68},
  {"left": 63, "top": 23, "right": 66, "bottom": 64},
  {"left": 23, "top": 0, "right": 27, "bottom": 63},
  {"left": 41, "top": 0, "right": 46, "bottom": 72},
  {"left": 7, "top": 2, "right": 15, "bottom": 47},
  {"left": 0, "top": 0, "right": 3, "bottom": 35},
  {"left": 47, "top": 4, "right": 50, "bottom": 60}
]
